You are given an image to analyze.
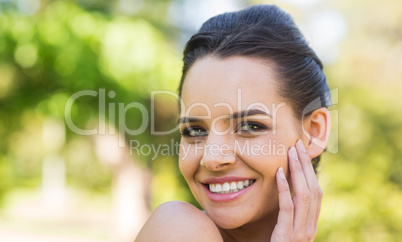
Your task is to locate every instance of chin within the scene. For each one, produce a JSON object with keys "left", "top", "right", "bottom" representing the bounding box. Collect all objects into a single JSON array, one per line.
[
  {"left": 211, "top": 216, "right": 246, "bottom": 230},
  {"left": 202, "top": 199, "right": 279, "bottom": 230},
  {"left": 204, "top": 206, "right": 252, "bottom": 229}
]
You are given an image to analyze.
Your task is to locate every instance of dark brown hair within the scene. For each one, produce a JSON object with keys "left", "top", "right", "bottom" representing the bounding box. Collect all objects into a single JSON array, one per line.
[{"left": 178, "top": 5, "right": 331, "bottom": 172}]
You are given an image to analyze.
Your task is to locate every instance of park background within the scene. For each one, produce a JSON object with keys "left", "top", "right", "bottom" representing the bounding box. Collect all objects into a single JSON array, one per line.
[{"left": 0, "top": 0, "right": 401, "bottom": 241}]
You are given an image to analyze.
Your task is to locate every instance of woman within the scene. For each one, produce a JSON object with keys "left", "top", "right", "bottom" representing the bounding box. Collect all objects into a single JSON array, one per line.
[{"left": 136, "top": 4, "right": 331, "bottom": 241}]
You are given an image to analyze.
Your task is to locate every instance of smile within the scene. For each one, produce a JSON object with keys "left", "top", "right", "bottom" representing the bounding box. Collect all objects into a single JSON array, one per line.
[
  {"left": 201, "top": 177, "right": 256, "bottom": 202},
  {"left": 208, "top": 179, "right": 255, "bottom": 194}
]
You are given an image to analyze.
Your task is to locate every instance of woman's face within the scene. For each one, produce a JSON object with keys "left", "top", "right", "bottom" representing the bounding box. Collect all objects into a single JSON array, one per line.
[{"left": 178, "top": 55, "right": 300, "bottom": 229}]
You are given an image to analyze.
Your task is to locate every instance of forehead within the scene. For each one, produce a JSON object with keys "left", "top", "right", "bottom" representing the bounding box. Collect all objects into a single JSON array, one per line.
[{"left": 181, "top": 56, "right": 282, "bottom": 115}]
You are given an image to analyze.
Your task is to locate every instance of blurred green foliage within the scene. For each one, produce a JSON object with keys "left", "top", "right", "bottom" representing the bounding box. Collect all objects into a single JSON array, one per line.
[
  {"left": 315, "top": 1, "right": 402, "bottom": 241},
  {"left": 0, "top": 0, "right": 401, "bottom": 241},
  {"left": 0, "top": 0, "right": 185, "bottom": 200}
]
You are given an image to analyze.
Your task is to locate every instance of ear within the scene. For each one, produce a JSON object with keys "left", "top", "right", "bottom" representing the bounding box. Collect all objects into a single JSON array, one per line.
[{"left": 302, "top": 108, "right": 331, "bottom": 159}]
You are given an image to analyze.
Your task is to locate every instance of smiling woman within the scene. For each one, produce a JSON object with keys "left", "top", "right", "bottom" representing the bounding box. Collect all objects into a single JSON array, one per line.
[{"left": 136, "top": 4, "right": 332, "bottom": 242}]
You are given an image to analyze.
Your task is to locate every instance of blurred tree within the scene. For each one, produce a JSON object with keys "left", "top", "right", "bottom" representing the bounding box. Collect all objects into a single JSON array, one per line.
[
  {"left": 0, "top": 0, "right": 190, "bottom": 210},
  {"left": 315, "top": 0, "right": 402, "bottom": 241}
]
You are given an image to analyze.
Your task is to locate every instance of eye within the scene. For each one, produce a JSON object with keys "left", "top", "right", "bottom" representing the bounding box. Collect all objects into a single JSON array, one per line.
[
  {"left": 180, "top": 126, "right": 208, "bottom": 138},
  {"left": 236, "top": 121, "right": 268, "bottom": 134}
]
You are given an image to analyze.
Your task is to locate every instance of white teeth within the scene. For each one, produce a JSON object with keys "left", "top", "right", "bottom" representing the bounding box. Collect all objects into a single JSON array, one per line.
[
  {"left": 230, "top": 182, "right": 237, "bottom": 190},
  {"left": 237, "top": 181, "right": 244, "bottom": 190},
  {"left": 223, "top": 183, "right": 230, "bottom": 192},
  {"left": 208, "top": 180, "right": 255, "bottom": 194},
  {"left": 244, "top": 180, "right": 249, "bottom": 187}
]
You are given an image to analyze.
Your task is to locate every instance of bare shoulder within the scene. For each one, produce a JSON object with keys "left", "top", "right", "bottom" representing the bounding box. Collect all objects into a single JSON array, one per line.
[{"left": 135, "top": 201, "right": 223, "bottom": 242}]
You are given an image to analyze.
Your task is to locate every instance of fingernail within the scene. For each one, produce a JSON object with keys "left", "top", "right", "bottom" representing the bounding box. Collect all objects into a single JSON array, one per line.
[
  {"left": 289, "top": 146, "right": 298, "bottom": 160},
  {"left": 278, "top": 167, "right": 286, "bottom": 179},
  {"left": 296, "top": 139, "right": 306, "bottom": 152}
]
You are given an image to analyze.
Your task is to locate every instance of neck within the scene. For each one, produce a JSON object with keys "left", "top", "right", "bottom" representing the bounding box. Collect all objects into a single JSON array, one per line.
[{"left": 218, "top": 210, "right": 279, "bottom": 242}]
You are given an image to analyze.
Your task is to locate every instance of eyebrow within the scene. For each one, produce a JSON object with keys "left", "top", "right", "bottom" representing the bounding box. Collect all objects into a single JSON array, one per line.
[{"left": 177, "top": 109, "right": 272, "bottom": 124}]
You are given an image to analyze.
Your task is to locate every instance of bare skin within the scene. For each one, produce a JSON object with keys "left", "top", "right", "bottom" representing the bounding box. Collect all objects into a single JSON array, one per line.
[
  {"left": 136, "top": 56, "right": 330, "bottom": 241},
  {"left": 136, "top": 201, "right": 223, "bottom": 242}
]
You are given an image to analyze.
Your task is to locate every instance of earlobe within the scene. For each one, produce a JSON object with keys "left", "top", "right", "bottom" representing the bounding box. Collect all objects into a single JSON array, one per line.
[{"left": 303, "top": 108, "right": 331, "bottom": 159}]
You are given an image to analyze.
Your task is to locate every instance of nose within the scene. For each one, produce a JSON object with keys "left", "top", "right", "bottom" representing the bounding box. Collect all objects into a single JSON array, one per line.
[{"left": 201, "top": 133, "right": 236, "bottom": 171}]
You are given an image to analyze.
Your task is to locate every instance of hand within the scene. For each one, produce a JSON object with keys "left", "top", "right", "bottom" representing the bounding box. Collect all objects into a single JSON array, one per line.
[{"left": 271, "top": 139, "right": 323, "bottom": 242}]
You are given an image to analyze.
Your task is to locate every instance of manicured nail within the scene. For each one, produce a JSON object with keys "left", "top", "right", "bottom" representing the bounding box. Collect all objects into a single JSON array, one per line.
[
  {"left": 278, "top": 167, "right": 286, "bottom": 179},
  {"left": 296, "top": 139, "right": 306, "bottom": 152},
  {"left": 289, "top": 146, "right": 298, "bottom": 160}
]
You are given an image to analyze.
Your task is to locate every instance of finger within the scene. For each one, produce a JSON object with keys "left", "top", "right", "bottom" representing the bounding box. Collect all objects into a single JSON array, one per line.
[
  {"left": 288, "top": 146, "right": 309, "bottom": 233},
  {"left": 295, "top": 140, "right": 320, "bottom": 240},
  {"left": 274, "top": 167, "right": 294, "bottom": 236},
  {"left": 314, "top": 186, "right": 323, "bottom": 232}
]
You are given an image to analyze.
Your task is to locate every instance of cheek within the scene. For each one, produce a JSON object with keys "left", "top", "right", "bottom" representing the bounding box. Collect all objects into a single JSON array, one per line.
[
  {"left": 178, "top": 142, "right": 199, "bottom": 182},
  {"left": 236, "top": 135, "right": 290, "bottom": 175},
  {"left": 237, "top": 135, "right": 288, "bottom": 157}
]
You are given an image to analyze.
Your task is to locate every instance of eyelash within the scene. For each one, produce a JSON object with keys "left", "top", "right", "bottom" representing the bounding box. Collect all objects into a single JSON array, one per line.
[
  {"left": 236, "top": 121, "right": 268, "bottom": 134},
  {"left": 180, "top": 122, "right": 269, "bottom": 138},
  {"left": 180, "top": 126, "right": 208, "bottom": 138}
]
